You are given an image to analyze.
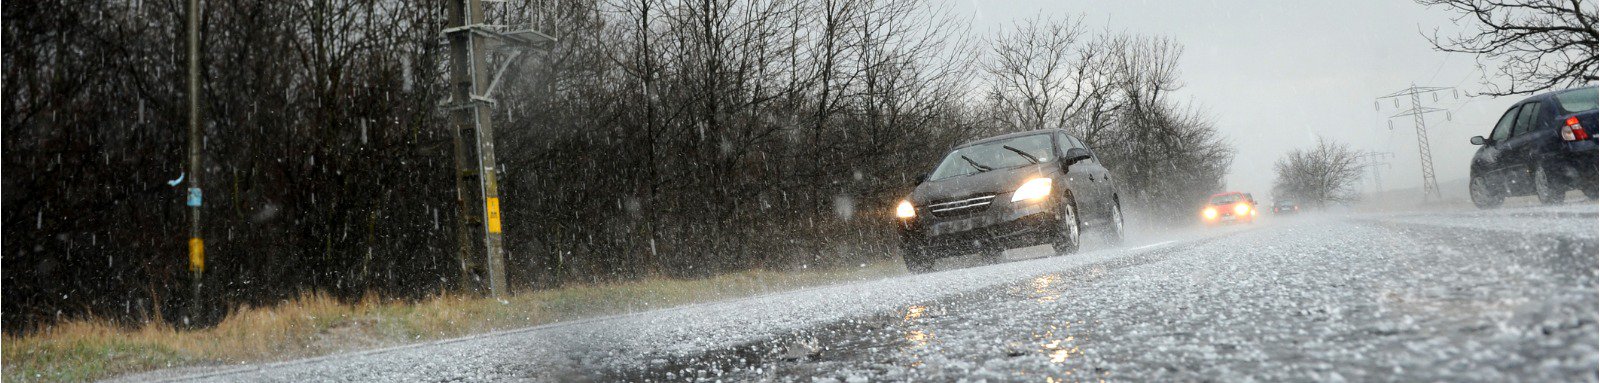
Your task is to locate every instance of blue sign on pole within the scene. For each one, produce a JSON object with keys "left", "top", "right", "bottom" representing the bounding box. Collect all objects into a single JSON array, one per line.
[{"left": 187, "top": 187, "right": 203, "bottom": 207}]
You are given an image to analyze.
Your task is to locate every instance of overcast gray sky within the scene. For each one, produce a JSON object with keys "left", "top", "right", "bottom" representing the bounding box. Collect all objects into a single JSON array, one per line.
[{"left": 963, "top": 0, "right": 1523, "bottom": 198}]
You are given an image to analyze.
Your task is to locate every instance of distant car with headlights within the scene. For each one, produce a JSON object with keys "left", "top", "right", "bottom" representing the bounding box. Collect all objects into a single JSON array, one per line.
[
  {"left": 1201, "top": 192, "right": 1256, "bottom": 225},
  {"left": 1468, "top": 86, "right": 1599, "bottom": 208},
  {"left": 1271, "top": 199, "right": 1300, "bottom": 214},
  {"left": 895, "top": 129, "right": 1124, "bottom": 273}
]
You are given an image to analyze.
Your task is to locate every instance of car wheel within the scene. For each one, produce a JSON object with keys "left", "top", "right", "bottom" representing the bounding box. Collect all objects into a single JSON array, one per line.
[
  {"left": 1052, "top": 198, "right": 1082, "bottom": 255},
  {"left": 1533, "top": 163, "right": 1567, "bottom": 205},
  {"left": 1102, "top": 202, "right": 1125, "bottom": 246},
  {"left": 1470, "top": 176, "right": 1504, "bottom": 209},
  {"left": 902, "top": 246, "right": 935, "bottom": 274}
]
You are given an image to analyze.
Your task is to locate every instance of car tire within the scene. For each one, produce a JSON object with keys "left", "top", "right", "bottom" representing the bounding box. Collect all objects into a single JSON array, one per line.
[
  {"left": 1102, "top": 202, "right": 1125, "bottom": 246},
  {"left": 1470, "top": 176, "right": 1504, "bottom": 209},
  {"left": 902, "top": 247, "right": 935, "bottom": 274},
  {"left": 1533, "top": 163, "right": 1567, "bottom": 205},
  {"left": 1052, "top": 198, "right": 1082, "bottom": 255}
]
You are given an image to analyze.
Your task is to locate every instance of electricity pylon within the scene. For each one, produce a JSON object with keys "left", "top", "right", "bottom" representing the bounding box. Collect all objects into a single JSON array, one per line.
[
  {"left": 1355, "top": 151, "right": 1394, "bottom": 196},
  {"left": 1377, "top": 84, "right": 1457, "bottom": 201}
]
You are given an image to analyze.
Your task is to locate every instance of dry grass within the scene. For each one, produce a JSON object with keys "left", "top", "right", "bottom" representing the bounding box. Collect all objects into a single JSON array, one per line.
[{"left": 2, "top": 262, "right": 904, "bottom": 382}]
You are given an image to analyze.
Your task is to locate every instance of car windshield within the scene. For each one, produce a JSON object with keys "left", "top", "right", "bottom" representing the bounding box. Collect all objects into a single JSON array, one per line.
[
  {"left": 1554, "top": 88, "right": 1598, "bottom": 113},
  {"left": 928, "top": 134, "right": 1054, "bottom": 180},
  {"left": 1209, "top": 194, "right": 1242, "bottom": 205}
]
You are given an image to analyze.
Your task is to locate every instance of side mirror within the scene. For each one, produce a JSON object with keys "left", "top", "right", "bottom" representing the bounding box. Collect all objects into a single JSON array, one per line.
[
  {"left": 914, "top": 174, "right": 928, "bottom": 184},
  {"left": 1469, "top": 136, "right": 1487, "bottom": 145},
  {"left": 1061, "top": 148, "right": 1093, "bottom": 165}
]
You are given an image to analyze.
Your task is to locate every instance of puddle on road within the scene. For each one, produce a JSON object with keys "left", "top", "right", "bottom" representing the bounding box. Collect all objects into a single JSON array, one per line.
[{"left": 595, "top": 303, "right": 934, "bottom": 382}]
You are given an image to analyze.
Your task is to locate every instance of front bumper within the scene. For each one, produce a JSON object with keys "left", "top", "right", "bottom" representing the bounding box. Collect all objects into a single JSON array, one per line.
[
  {"left": 898, "top": 198, "right": 1058, "bottom": 259},
  {"left": 1204, "top": 210, "right": 1254, "bottom": 225}
]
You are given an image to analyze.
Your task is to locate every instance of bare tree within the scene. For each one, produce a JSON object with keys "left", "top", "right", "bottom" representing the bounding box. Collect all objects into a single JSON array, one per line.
[
  {"left": 977, "top": 21, "right": 1233, "bottom": 224},
  {"left": 1418, "top": 0, "right": 1598, "bottom": 95},
  {"left": 1272, "top": 138, "right": 1369, "bottom": 208},
  {"left": 3, "top": 0, "right": 1231, "bottom": 333},
  {"left": 982, "top": 15, "right": 1109, "bottom": 135},
  {"left": 1089, "top": 34, "right": 1233, "bottom": 223}
]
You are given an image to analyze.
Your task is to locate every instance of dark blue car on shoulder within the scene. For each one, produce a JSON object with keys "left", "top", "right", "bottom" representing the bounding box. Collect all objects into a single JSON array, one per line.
[{"left": 1469, "top": 86, "right": 1599, "bottom": 208}]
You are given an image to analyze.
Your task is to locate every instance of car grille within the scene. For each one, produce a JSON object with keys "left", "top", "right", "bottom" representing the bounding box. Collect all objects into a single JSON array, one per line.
[{"left": 927, "top": 194, "right": 996, "bottom": 218}]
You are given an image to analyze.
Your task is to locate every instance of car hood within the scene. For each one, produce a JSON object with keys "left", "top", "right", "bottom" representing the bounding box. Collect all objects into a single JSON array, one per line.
[{"left": 911, "top": 164, "right": 1051, "bottom": 204}]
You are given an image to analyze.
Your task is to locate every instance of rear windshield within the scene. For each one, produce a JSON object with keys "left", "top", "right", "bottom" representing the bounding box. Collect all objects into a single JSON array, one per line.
[
  {"left": 1554, "top": 88, "right": 1598, "bottom": 113},
  {"left": 1209, "top": 194, "right": 1241, "bottom": 205},
  {"left": 929, "top": 134, "right": 1055, "bottom": 181}
]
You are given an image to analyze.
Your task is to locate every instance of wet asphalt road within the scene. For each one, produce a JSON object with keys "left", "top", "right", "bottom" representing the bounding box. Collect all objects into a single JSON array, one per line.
[{"left": 126, "top": 205, "right": 1598, "bottom": 382}]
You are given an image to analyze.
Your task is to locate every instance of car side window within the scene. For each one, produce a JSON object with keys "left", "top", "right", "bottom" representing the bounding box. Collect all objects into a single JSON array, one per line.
[
  {"left": 1055, "top": 132, "right": 1078, "bottom": 157},
  {"left": 1511, "top": 102, "right": 1542, "bottom": 138},
  {"left": 1490, "top": 106, "right": 1518, "bottom": 141},
  {"left": 1066, "top": 136, "right": 1101, "bottom": 162},
  {"left": 1056, "top": 132, "right": 1081, "bottom": 149}
]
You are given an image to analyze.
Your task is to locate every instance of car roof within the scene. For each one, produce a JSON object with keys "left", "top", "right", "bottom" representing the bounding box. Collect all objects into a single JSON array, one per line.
[
  {"left": 1515, "top": 85, "right": 1597, "bottom": 106},
  {"left": 956, "top": 129, "right": 1064, "bottom": 148},
  {"left": 1210, "top": 191, "right": 1244, "bottom": 197}
]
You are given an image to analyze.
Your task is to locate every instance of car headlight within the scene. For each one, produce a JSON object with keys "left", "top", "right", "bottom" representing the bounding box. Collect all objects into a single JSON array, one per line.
[
  {"left": 1234, "top": 203, "right": 1249, "bottom": 215},
  {"left": 896, "top": 200, "right": 916, "bottom": 218},
  {"left": 1010, "top": 178, "right": 1053, "bottom": 202},
  {"left": 1203, "top": 207, "right": 1218, "bottom": 220}
]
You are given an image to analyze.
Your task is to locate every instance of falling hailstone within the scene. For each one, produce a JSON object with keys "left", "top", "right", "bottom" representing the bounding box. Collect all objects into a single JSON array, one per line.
[
  {"left": 833, "top": 195, "right": 855, "bottom": 220},
  {"left": 626, "top": 197, "right": 643, "bottom": 216}
]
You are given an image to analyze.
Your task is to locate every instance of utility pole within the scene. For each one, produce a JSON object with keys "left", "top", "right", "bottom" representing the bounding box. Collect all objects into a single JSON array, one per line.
[
  {"left": 1377, "top": 84, "right": 1456, "bottom": 201},
  {"left": 185, "top": 0, "right": 204, "bottom": 324},
  {"left": 442, "top": 0, "right": 554, "bottom": 297}
]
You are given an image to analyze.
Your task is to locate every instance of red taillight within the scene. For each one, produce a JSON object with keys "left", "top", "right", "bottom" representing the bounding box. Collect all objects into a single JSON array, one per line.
[{"left": 1562, "top": 116, "right": 1590, "bottom": 141}]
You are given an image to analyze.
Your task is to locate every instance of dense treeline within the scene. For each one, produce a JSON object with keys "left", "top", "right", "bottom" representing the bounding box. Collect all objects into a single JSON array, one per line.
[{"left": 2, "top": 0, "right": 1231, "bottom": 333}]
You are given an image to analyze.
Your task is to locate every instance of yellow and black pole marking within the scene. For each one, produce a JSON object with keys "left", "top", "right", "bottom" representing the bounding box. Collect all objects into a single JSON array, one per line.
[
  {"left": 188, "top": 237, "right": 204, "bottom": 272},
  {"left": 486, "top": 197, "right": 502, "bottom": 234}
]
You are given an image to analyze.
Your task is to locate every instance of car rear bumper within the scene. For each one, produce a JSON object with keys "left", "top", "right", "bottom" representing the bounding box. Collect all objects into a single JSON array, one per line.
[
  {"left": 1551, "top": 141, "right": 1598, "bottom": 181},
  {"left": 898, "top": 199, "right": 1058, "bottom": 259}
]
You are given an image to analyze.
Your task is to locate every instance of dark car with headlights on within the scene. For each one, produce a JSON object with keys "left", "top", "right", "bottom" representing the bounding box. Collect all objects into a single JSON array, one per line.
[
  {"left": 894, "top": 129, "right": 1124, "bottom": 273},
  {"left": 1469, "top": 86, "right": 1599, "bottom": 207},
  {"left": 1271, "top": 199, "right": 1300, "bottom": 215}
]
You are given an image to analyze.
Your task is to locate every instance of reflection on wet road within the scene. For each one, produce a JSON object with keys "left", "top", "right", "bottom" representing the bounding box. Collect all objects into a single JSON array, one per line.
[
  {"left": 611, "top": 234, "right": 1196, "bottom": 381},
  {"left": 614, "top": 208, "right": 1597, "bottom": 381},
  {"left": 136, "top": 207, "right": 1598, "bottom": 382}
]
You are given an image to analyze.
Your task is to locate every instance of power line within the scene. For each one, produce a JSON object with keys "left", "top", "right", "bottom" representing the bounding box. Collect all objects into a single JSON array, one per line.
[{"left": 1376, "top": 84, "right": 1458, "bottom": 202}]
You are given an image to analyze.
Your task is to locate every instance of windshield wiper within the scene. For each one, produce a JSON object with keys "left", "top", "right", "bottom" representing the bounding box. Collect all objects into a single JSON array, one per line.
[
  {"left": 1001, "top": 145, "right": 1040, "bottom": 164},
  {"left": 960, "top": 155, "right": 992, "bottom": 172}
]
